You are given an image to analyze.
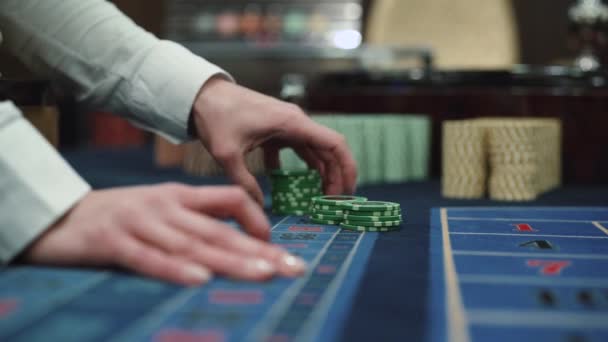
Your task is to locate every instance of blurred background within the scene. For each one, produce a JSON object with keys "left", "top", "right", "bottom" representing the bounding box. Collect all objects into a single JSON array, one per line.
[{"left": 2, "top": 0, "right": 607, "bottom": 187}]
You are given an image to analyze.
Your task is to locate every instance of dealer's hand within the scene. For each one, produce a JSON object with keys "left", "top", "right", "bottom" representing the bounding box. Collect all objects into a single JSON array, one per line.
[
  {"left": 21, "top": 184, "right": 307, "bottom": 286},
  {"left": 191, "top": 77, "right": 358, "bottom": 205}
]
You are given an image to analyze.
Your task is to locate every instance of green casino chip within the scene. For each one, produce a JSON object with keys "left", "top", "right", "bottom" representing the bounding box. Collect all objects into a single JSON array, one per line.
[
  {"left": 311, "top": 195, "right": 367, "bottom": 206},
  {"left": 311, "top": 213, "right": 343, "bottom": 221},
  {"left": 343, "top": 210, "right": 402, "bottom": 217},
  {"left": 343, "top": 220, "right": 402, "bottom": 227},
  {"left": 272, "top": 200, "right": 311, "bottom": 208},
  {"left": 340, "top": 222, "right": 400, "bottom": 232},
  {"left": 310, "top": 208, "right": 346, "bottom": 216},
  {"left": 269, "top": 170, "right": 320, "bottom": 182},
  {"left": 271, "top": 192, "right": 310, "bottom": 199},
  {"left": 310, "top": 218, "right": 340, "bottom": 225},
  {"left": 273, "top": 200, "right": 311, "bottom": 207},
  {"left": 271, "top": 180, "right": 321, "bottom": 188},
  {"left": 273, "top": 187, "right": 320, "bottom": 194},
  {"left": 340, "top": 201, "right": 400, "bottom": 211},
  {"left": 343, "top": 214, "right": 402, "bottom": 222},
  {"left": 311, "top": 204, "right": 344, "bottom": 211}
]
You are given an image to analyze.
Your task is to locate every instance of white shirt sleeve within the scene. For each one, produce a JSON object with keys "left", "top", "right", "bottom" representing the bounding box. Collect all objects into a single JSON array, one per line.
[
  {"left": 0, "top": 0, "right": 232, "bottom": 143},
  {"left": 0, "top": 0, "right": 232, "bottom": 262},
  {"left": 0, "top": 102, "right": 91, "bottom": 262}
]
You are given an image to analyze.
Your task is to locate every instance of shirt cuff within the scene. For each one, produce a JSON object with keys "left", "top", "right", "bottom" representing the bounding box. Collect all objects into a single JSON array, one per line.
[
  {"left": 129, "top": 40, "right": 234, "bottom": 143},
  {"left": 0, "top": 102, "right": 91, "bottom": 263}
]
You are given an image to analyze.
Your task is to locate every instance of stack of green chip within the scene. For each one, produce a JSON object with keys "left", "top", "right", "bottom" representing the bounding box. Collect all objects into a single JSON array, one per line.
[
  {"left": 270, "top": 169, "right": 322, "bottom": 216},
  {"left": 339, "top": 201, "right": 403, "bottom": 232},
  {"left": 309, "top": 195, "right": 368, "bottom": 225}
]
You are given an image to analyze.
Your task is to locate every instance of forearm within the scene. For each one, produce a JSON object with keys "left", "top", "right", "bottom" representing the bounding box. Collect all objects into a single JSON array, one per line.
[
  {"left": 0, "top": 0, "right": 230, "bottom": 143},
  {"left": 0, "top": 102, "right": 90, "bottom": 262}
]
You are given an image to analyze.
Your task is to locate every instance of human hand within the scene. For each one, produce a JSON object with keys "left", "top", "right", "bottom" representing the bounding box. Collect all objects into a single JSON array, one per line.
[
  {"left": 191, "top": 77, "right": 358, "bottom": 205},
  {"left": 21, "top": 184, "right": 307, "bottom": 286}
]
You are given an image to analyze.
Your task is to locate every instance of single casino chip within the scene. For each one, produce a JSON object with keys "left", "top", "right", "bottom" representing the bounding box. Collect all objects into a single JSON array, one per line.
[
  {"left": 343, "top": 209, "right": 402, "bottom": 217},
  {"left": 343, "top": 214, "right": 402, "bottom": 222},
  {"left": 311, "top": 204, "right": 344, "bottom": 211},
  {"left": 339, "top": 200, "right": 400, "bottom": 211},
  {"left": 271, "top": 180, "right": 322, "bottom": 188},
  {"left": 310, "top": 208, "right": 346, "bottom": 216},
  {"left": 273, "top": 187, "right": 321, "bottom": 194},
  {"left": 343, "top": 208, "right": 401, "bottom": 217},
  {"left": 311, "top": 195, "right": 367, "bottom": 206},
  {"left": 273, "top": 200, "right": 311, "bottom": 207},
  {"left": 340, "top": 222, "right": 400, "bottom": 232},
  {"left": 343, "top": 220, "right": 402, "bottom": 227},
  {"left": 272, "top": 192, "right": 310, "bottom": 199},
  {"left": 270, "top": 169, "right": 320, "bottom": 178},
  {"left": 309, "top": 218, "right": 340, "bottom": 225},
  {"left": 311, "top": 213, "right": 343, "bottom": 221}
]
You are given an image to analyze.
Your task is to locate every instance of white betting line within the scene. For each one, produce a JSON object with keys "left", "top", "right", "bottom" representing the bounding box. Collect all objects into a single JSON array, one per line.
[
  {"left": 453, "top": 250, "right": 608, "bottom": 260},
  {"left": 440, "top": 208, "right": 471, "bottom": 342},
  {"left": 248, "top": 228, "right": 342, "bottom": 341},
  {"left": 271, "top": 215, "right": 291, "bottom": 231},
  {"left": 458, "top": 274, "right": 608, "bottom": 287},
  {"left": 295, "top": 232, "right": 365, "bottom": 342},
  {"left": 592, "top": 221, "right": 608, "bottom": 236},
  {"left": 447, "top": 207, "right": 608, "bottom": 211},
  {"left": 450, "top": 232, "right": 608, "bottom": 239},
  {"left": 448, "top": 217, "right": 602, "bottom": 223},
  {"left": 111, "top": 288, "right": 200, "bottom": 342}
]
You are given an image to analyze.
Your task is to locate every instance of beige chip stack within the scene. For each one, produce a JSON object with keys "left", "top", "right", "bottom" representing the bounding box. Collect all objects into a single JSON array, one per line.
[
  {"left": 441, "top": 121, "right": 487, "bottom": 199},
  {"left": 442, "top": 118, "right": 561, "bottom": 201}
]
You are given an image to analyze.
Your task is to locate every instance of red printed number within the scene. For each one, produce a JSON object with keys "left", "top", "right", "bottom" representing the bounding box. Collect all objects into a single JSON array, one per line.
[{"left": 527, "top": 260, "right": 571, "bottom": 276}]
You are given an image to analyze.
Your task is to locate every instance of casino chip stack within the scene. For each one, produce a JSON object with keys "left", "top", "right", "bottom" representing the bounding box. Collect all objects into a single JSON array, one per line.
[
  {"left": 270, "top": 169, "right": 323, "bottom": 216},
  {"left": 441, "top": 117, "right": 562, "bottom": 202},
  {"left": 442, "top": 120, "right": 486, "bottom": 199},
  {"left": 339, "top": 201, "right": 403, "bottom": 232},
  {"left": 309, "top": 195, "right": 368, "bottom": 225},
  {"left": 485, "top": 118, "right": 562, "bottom": 201}
]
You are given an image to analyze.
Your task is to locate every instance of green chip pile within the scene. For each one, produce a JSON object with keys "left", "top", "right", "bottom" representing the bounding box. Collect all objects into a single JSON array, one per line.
[
  {"left": 309, "top": 195, "right": 368, "bottom": 225},
  {"left": 270, "top": 169, "right": 322, "bottom": 216},
  {"left": 309, "top": 196, "right": 403, "bottom": 232}
]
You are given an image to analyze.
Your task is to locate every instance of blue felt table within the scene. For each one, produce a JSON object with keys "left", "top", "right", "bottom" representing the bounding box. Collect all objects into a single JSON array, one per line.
[{"left": 2, "top": 147, "right": 607, "bottom": 341}]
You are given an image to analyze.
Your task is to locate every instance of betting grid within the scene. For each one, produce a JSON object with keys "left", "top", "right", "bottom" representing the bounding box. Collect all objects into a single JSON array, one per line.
[
  {"left": 0, "top": 215, "right": 377, "bottom": 341},
  {"left": 432, "top": 207, "right": 608, "bottom": 342}
]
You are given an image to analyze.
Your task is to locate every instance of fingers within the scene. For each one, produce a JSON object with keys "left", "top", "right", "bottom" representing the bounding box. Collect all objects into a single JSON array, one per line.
[
  {"left": 114, "top": 234, "right": 212, "bottom": 286},
  {"left": 179, "top": 186, "right": 270, "bottom": 240},
  {"left": 285, "top": 118, "right": 357, "bottom": 195},
  {"left": 189, "top": 244, "right": 276, "bottom": 281},
  {"left": 309, "top": 123, "right": 358, "bottom": 194},
  {"left": 129, "top": 220, "right": 279, "bottom": 281},
  {"left": 216, "top": 151, "right": 265, "bottom": 206},
  {"left": 293, "top": 146, "right": 323, "bottom": 173},
  {"left": 169, "top": 210, "right": 307, "bottom": 277}
]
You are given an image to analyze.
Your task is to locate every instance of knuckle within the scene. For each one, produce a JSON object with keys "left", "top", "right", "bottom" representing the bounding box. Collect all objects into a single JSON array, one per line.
[
  {"left": 286, "top": 103, "right": 304, "bottom": 115},
  {"left": 334, "top": 133, "right": 347, "bottom": 146},
  {"left": 211, "top": 145, "right": 238, "bottom": 163},
  {"left": 229, "top": 186, "right": 248, "bottom": 201}
]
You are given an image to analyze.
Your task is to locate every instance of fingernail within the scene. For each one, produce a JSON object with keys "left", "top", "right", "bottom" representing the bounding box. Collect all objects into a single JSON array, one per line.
[
  {"left": 185, "top": 264, "right": 212, "bottom": 284},
  {"left": 251, "top": 258, "right": 276, "bottom": 274},
  {"left": 282, "top": 254, "right": 307, "bottom": 274}
]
